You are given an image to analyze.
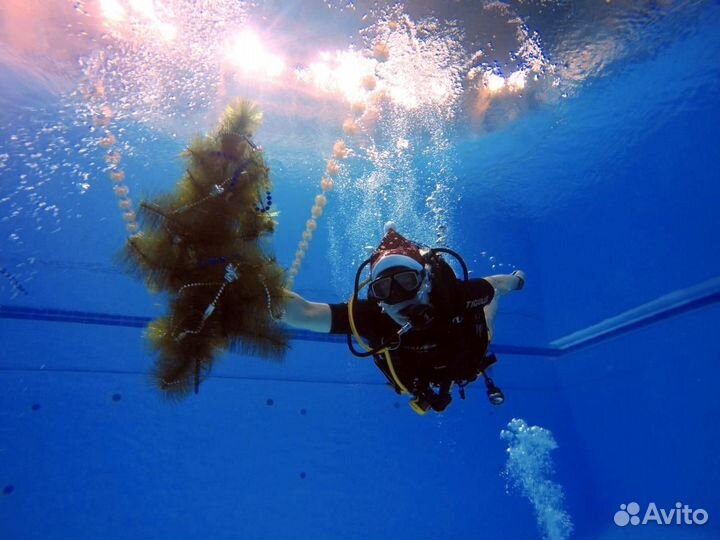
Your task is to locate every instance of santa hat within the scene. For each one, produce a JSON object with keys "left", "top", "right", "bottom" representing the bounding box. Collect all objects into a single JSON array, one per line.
[{"left": 370, "top": 228, "right": 424, "bottom": 280}]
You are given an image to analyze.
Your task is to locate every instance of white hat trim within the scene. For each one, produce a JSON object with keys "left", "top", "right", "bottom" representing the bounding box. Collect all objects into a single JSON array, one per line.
[{"left": 371, "top": 253, "right": 423, "bottom": 279}]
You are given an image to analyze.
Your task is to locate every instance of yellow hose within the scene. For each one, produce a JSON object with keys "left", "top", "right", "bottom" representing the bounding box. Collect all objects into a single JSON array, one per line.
[{"left": 347, "top": 282, "right": 410, "bottom": 396}]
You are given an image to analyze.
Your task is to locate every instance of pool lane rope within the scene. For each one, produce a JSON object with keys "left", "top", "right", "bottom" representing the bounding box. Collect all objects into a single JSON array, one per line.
[
  {"left": 285, "top": 139, "right": 348, "bottom": 289},
  {"left": 285, "top": 41, "right": 392, "bottom": 288},
  {"left": 81, "top": 78, "right": 140, "bottom": 236}
]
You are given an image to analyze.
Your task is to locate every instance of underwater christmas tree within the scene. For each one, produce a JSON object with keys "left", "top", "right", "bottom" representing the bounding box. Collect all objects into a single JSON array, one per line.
[{"left": 121, "top": 99, "right": 288, "bottom": 397}]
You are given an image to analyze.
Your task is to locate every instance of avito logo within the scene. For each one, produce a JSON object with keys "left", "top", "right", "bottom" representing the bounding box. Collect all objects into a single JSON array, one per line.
[{"left": 614, "top": 502, "right": 709, "bottom": 527}]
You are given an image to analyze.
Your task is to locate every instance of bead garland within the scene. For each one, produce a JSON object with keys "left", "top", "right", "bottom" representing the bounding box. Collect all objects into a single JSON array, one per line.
[
  {"left": 255, "top": 190, "right": 273, "bottom": 212},
  {"left": 171, "top": 263, "right": 276, "bottom": 347},
  {"left": 259, "top": 275, "right": 274, "bottom": 315},
  {"left": 173, "top": 264, "right": 238, "bottom": 342},
  {"left": 171, "top": 157, "right": 254, "bottom": 216}
]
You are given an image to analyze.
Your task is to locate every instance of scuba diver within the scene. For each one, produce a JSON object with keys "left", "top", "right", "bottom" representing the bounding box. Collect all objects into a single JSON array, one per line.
[{"left": 281, "top": 223, "right": 525, "bottom": 415}]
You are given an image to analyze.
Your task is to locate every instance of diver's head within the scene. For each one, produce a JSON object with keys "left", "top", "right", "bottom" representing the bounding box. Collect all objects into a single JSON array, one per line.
[{"left": 368, "top": 228, "right": 433, "bottom": 327}]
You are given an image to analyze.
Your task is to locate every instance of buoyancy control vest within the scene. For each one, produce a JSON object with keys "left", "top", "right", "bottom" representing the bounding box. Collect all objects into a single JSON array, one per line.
[{"left": 347, "top": 244, "right": 504, "bottom": 414}]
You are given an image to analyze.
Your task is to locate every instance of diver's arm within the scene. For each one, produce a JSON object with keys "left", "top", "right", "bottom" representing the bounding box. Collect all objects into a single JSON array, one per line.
[{"left": 280, "top": 290, "right": 332, "bottom": 333}]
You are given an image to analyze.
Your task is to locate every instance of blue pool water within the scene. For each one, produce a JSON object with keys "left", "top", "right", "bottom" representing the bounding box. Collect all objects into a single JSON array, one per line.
[{"left": 0, "top": 1, "right": 718, "bottom": 539}]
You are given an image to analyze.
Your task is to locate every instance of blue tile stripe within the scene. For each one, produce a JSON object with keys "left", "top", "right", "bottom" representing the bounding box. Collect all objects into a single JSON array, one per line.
[
  {"left": 3, "top": 281, "right": 717, "bottom": 360},
  {"left": 0, "top": 304, "right": 558, "bottom": 357},
  {"left": 559, "top": 291, "right": 720, "bottom": 354},
  {"left": 550, "top": 277, "right": 720, "bottom": 353}
]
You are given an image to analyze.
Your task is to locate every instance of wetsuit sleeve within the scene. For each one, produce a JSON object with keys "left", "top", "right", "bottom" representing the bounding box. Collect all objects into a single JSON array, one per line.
[
  {"left": 329, "top": 300, "right": 385, "bottom": 337},
  {"left": 329, "top": 303, "right": 351, "bottom": 334},
  {"left": 467, "top": 278, "right": 495, "bottom": 306}
]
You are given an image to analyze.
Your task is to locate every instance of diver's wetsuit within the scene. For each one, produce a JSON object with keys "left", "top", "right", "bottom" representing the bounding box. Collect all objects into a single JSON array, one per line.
[{"left": 329, "top": 277, "right": 496, "bottom": 399}]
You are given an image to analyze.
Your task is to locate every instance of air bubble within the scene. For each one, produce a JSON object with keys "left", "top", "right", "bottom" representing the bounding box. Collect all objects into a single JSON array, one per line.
[{"left": 501, "top": 419, "right": 573, "bottom": 540}]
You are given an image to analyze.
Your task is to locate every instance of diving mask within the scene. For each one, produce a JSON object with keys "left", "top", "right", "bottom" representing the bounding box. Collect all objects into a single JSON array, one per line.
[
  {"left": 369, "top": 268, "right": 424, "bottom": 304},
  {"left": 375, "top": 268, "right": 434, "bottom": 331}
]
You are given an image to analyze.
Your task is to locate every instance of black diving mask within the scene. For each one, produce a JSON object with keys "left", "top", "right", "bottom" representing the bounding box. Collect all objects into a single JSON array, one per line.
[{"left": 369, "top": 269, "right": 424, "bottom": 305}]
